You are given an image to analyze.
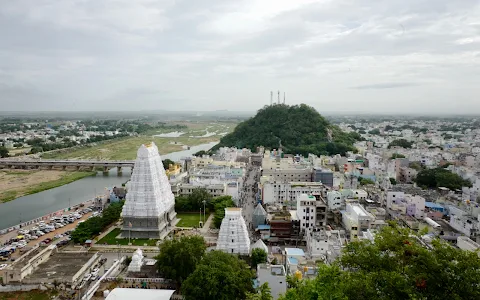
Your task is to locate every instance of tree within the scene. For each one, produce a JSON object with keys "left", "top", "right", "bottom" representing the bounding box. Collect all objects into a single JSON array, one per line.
[
  {"left": 390, "top": 153, "right": 405, "bottom": 159},
  {"left": 246, "top": 283, "right": 273, "bottom": 300},
  {"left": 213, "top": 104, "right": 359, "bottom": 156},
  {"left": 182, "top": 251, "right": 254, "bottom": 300},
  {"left": 415, "top": 167, "right": 472, "bottom": 190},
  {"left": 0, "top": 146, "right": 9, "bottom": 158},
  {"left": 359, "top": 177, "right": 375, "bottom": 185},
  {"left": 193, "top": 150, "right": 207, "bottom": 157},
  {"left": 280, "top": 223, "right": 480, "bottom": 300},
  {"left": 388, "top": 139, "right": 413, "bottom": 149},
  {"left": 251, "top": 248, "right": 267, "bottom": 268},
  {"left": 384, "top": 125, "right": 395, "bottom": 131},
  {"left": 409, "top": 161, "right": 423, "bottom": 171},
  {"left": 368, "top": 128, "right": 380, "bottom": 135},
  {"left": 71, "top": 201, "right": 124, "bottom": 243},
  {"left": 211, "top": 196, "right": 235, "bottom": 228},
  {"left": 162, "top": 159, "right": 175, "bottom": 170},
  {"left": 389, "top": 177, "right": 397, "bottom": 185},
  {"left": 155, "top": 235, "right": 206, "bottom": 285}
]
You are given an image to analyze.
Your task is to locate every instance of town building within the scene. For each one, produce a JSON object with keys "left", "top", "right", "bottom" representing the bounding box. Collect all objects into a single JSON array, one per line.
[
  {"left": 296, "top": 194, "right": 327, "bottom": 231},
  {"left": 305, "top": 228, "right": 345, "bottom": 263},
  {"left": 256, "top": 264, "right": 287, "bottom": 300},
  {"left": 341, "top": 202, "right": 375, "bottom": 240},
  {"left": 312, "top": 167, "right": 334, "bottom": 187},
  {"left": 261, "top": 181, "right": 325, "bottom": 205},
  {"left": 121, "top": 142, "right": 177, "bottom": 239}
]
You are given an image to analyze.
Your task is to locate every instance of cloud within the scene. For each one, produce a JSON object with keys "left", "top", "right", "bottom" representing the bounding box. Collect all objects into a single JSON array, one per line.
[
  {"left": 351, "top": 82, "right": 420, "bottom": 90},
  {"left": 0, "top": 0, "right": 479, "bottom": 113}
]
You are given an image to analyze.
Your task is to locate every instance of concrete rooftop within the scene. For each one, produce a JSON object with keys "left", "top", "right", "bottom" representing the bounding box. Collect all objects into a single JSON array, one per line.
[{"left": 27, "top": 252, "right": 94, "bottom": 282}]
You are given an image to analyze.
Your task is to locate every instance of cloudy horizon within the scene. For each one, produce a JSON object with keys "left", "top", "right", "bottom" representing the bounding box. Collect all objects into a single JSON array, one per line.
[{"left": 1, "top": 0, "right": 479, "bottom": 113}]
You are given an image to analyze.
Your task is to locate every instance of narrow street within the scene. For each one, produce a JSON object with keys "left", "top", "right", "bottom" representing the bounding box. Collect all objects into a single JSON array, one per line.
[{"left": 239, "top": 165, "right": 261, "bottom": 232}]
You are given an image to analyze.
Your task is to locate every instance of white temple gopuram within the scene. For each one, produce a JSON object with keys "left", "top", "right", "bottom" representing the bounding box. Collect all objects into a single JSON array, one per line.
[
  {"left": 216, "top": 208, "right": 250, "bottom": 255},
  {"left": 121, "top": 142, "right": 177, "bottom": 239}
]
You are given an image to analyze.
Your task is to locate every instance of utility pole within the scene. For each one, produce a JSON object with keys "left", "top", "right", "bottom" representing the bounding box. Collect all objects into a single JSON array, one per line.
[
  {"left": 277, "top": 90, "right": 280, "bottom": 104},
  {"left": 270, "top": 91, "right": 273, "bottom": 106}
]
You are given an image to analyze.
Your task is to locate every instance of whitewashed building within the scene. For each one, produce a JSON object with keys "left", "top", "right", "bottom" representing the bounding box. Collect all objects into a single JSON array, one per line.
[
  {"left": 217, "top": 208, "right": 250, "bottom": 255},
  {"left": 122, "top": 142, "right": 177, "bottom": 239},
  {"left": 262, "top": 181, "right": 325, "bottom": 205},
  {"left": 296, "top": 194, "right": 327, "bottom": 231},
  {"left": 257, "top": 264, "right": 287, "bottom": 300},
  {"left": 341, "top": 203, "right": 375, "bottom": 240},
  {"left": 305, "top": 228, "right": 345, "bottom": 262}
]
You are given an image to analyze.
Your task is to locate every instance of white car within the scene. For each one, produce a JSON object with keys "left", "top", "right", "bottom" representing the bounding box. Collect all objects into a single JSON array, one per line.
[{"left": 0, "top": 264, "right": 8, "bottom": 270}]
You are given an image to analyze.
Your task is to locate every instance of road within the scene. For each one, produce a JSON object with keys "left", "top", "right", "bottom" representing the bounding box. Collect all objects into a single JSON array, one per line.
[{"left": 239, "top": 165, "right": 261, "bottom": 231}]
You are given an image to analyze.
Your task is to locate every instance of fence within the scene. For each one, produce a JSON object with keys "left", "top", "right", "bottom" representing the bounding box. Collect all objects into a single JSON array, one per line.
[{"left": 102, "top": 277, "right": 173, "bottom": 284}]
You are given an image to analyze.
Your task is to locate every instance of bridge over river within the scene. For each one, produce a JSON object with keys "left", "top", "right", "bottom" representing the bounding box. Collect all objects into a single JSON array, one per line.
[{"left": 0, "top": 159, "right": 135, "bottom": 173}]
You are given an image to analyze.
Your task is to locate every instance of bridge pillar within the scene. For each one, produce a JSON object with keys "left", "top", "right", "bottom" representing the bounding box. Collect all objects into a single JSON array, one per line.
[
  {"left": 76, "top": 166, "right": 81, "bottom": 171},
  {"left": 90, "top": 166, "right": 94, "bottom": 171},
  {"left": 62, "top": 165, "right": 67, "bottom": 171},
  {"left": 117, "top": 167, "right": 122, "bottom": 175},
  {"left": 49, "top": 165, "right": 53, "bottom": 170},
  {"left": 103, "top": 166, "right": 110, "bottom": 175}
]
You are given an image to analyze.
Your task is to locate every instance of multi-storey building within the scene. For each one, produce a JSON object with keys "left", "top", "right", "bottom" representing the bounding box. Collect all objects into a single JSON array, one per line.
[
  {"left": 341, "top": 202, "right": 375, "bottom": 240},
  {"left": 296, "top": 194, "right": 327, "bottom": 231},
  {"left": 261, "top": 181, "right": 325, "bottom": 205},
  {"left": 256, "top": 264, "right": 287, "bottom": 300}
]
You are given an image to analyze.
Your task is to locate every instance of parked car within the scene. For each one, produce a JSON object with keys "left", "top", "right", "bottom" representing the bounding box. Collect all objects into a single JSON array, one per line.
[
  {"left": 57, "top": 240, "right": 69, "bottom": 247},
  {"left": 0, "top": 264, "right": 7, "bottom": 270}
]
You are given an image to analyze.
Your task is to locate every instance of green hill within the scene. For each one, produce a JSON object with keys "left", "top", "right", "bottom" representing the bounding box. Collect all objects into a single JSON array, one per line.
[{"left": 213, "top": 104, "right": 361, "bottom": 156}]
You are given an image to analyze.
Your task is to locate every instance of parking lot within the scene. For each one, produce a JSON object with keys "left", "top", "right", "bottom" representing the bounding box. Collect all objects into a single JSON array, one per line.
[{"left": 1, "top": 208, "right": 95, "bottom": 262}]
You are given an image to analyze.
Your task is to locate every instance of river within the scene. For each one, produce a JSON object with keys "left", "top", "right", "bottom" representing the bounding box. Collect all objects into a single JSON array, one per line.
[{"left": 0, "top": 142, "right": 217, "bottom": 230}]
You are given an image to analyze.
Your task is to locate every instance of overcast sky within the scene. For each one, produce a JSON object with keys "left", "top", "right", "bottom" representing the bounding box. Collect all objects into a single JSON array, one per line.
[{"left": 1, "top": 0, "right": 479, "bottom": 113}]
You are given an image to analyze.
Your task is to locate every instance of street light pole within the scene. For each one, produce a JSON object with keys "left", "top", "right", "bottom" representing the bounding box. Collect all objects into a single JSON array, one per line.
[{"left": 202, "top": 200, "right": 206, "bottom": 223}]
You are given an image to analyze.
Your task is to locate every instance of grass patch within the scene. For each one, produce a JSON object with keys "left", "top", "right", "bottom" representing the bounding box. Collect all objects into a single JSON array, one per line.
[
  {"left": 97, "top": 228, "right": 158, "bottom": 246},
  {"left": 0, "top": 190, "right": 18, "bottom": 202},
  {"left": 0, "top": 171, "right": 95, "bottom": 203},
  {"left": 41, "top": 121, "right": 237, "bottom": 160},
  {"left": 24, "top": 171, "right": 96, "bottom": 195},
  {"left": 42, "top": 135, "right": 219, "bottom": 160},
  {"left": 176, "top": 213, "right": 203, "bottom": 227}
]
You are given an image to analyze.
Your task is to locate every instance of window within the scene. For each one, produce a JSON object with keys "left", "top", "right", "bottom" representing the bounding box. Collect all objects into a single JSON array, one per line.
[
  {"left": 232, "top": 239, "right": 234, "bottom": 242},
  {"left": 232, "top": 231, "right": 234, "bottom": 234}
]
